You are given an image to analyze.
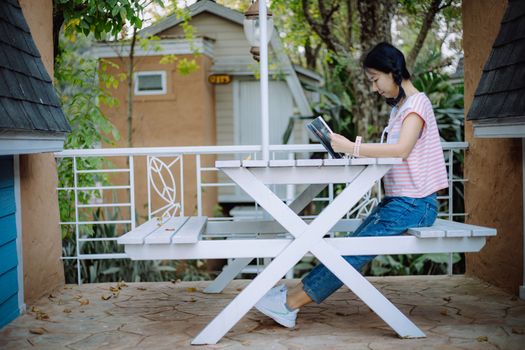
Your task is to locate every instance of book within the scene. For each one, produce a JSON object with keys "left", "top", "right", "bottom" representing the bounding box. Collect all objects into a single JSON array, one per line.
[{"left": 306, "top": 116, "right": 344, "bottom": 159}]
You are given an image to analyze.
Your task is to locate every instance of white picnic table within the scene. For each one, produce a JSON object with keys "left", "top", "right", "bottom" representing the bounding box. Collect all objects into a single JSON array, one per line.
[
  {"left": 193, "top": 157, "right": 423, "bottom": 344},
  {"left": 119, "top": 157, "right": 496, "bottom": 345}
]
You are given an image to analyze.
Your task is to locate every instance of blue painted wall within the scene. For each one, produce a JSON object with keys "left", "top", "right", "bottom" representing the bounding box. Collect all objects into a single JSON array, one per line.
[{"left": 0, "top": 155, "right": 19, "bottom": 329}]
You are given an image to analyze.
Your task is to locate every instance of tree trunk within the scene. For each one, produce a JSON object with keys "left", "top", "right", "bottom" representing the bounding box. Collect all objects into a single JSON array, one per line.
[
  {"left": 352, "top": 0, "right": 394, "bottom": 139},
  {"left": 127, "top": 27, "right": 138, "bottom": 148},
  {"left": 52, "top": 4, "right": 64, "bottom": 62}
]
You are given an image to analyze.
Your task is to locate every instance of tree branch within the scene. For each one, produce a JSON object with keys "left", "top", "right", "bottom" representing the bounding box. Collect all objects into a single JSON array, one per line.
[
  {"left": 301, "top": 0, "right": 346, "bottom": 54},
  {"left": 406, "top": 0, "right": 442, "bottom": 70}
]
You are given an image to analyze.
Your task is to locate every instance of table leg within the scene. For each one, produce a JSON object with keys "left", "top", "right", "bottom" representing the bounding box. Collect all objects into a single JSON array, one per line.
[
  {"left": 203, "top": 257, "right": 253, "bottom": 294},
  {"left": 203, "top": 184, "right": 327, "bottom": 294}
]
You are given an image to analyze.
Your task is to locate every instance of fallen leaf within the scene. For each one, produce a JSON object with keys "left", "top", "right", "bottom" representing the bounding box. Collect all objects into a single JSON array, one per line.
[
  {"left": 48, "top": 294, "right": 56, "bottom": 299},
  {"left": 112, "top": 291, "right": 120, "bottom": 298},
  {"left": 137, "top": 287, "right": 147, "bottom": 291},
  {"left": 443, "top": 296, "right": 451, "bottom": 302},
  {"left": 35, "top": 311, "right": 49, "bottom": 321},
  {"left": 476, "top": 336, "right": 488, "bottom": 342},
  {"left": 511, "top": 327, "right": 524, "bottom": 335},
  {"left": 63, "top": 308, "right": 72, "bottom": 314},
  {"left": 109, "top": 286, "right": 120, "bottom": 293},
  {"left": 31, "top": 306, "right": 40, "bottom": 313},
  {"left": 73, "top": 295, "right": 82, "bottom": 300},
  {"left": 189, "top": 298, "right": 197, "bottom": 302},
  {"left": 101, "top": 294, "right": 112, "bottom": 301},
  {"left": 440, "top": 309, "right": 448, "bottom": 316},
  {"left": 186, "top": 287, "right": 197, "bottom": 293},
  {"left": 78, "top": 299, "right": 89, "bottom": 306},
  {"left": 29, "top": 328, "right": 46, "bottom": 335},
  {"left": 118, "top": 281, "right": 128, "bottom": 288}
]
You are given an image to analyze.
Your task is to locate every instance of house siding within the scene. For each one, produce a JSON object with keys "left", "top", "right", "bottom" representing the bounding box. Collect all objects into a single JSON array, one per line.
[
  {"left": 215, "top": 83, "right": 234, "bottom": 146},
  {"left": 159, "top": 13, "right": 253, "bottom": 62},
  {"left": 0, "top": 155, "right": 19, "bottom": 329}
]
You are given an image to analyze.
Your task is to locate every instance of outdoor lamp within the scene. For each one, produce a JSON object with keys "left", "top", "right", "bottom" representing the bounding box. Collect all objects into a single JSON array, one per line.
[{"left": 243, "top": 0, "right": 273, "bottom": 61}]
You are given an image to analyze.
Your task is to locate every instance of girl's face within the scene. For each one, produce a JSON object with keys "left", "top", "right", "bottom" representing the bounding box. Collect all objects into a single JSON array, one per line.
[{"left": 365, "top": 68, "right": 399, "bottom": 98}]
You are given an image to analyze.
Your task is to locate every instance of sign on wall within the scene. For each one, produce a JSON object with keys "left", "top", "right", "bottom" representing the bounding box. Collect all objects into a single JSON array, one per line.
[{"left": 208, "top": 74, "right": 231, "bottom": 85}]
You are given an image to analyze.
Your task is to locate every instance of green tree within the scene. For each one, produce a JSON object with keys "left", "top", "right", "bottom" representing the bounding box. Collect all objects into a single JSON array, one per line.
[{"left": 271, "top": 0, "right": 460, "bottom": 140}]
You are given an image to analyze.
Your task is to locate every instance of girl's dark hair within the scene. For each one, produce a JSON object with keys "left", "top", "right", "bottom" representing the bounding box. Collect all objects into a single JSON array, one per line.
[{"left": 363, "top": 42, "right": 411, "bottom": 106}]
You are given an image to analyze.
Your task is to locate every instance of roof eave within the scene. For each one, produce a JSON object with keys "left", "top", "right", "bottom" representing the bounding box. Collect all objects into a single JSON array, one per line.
[
  {"left": 472, "top": 116, "right": 525, "bottom": 138},
  {"left": 0, "top": 130, "right": 68, "bottom": 155}
]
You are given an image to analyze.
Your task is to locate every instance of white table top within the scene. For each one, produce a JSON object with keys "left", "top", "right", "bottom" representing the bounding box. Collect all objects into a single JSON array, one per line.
[
  {"left": 215, "top": 158, "right": 403, "bottom": 185},
  {"left": 215, "top": 158, "right": 403, "bottom": 169}
]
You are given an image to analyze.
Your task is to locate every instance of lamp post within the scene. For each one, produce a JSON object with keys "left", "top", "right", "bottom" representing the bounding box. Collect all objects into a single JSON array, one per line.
[{"left": 243, "top": 0, "right": 273, "bottom": 161}]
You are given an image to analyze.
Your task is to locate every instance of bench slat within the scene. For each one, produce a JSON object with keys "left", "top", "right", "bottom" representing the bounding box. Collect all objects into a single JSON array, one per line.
[
  {"left": 407, "top": 226, "right": 445, "bottom": 238},
  {"left": 172, "top": 216, "right": 207, "bottom": 244},
  {"left": 145, "top": 216, "right": 189, "bottom": 244},
  {"left": 205, "top": 218, "right": 363, "bottom": 235},
  {"left": 435, "top": 219, "right": 496, "bottom": 237},
  {"left": 117, "top": 218, "right": 160, "bottom": 245},
  {"left": 432, "top": 222, "right": 471, "bottom": 237}
]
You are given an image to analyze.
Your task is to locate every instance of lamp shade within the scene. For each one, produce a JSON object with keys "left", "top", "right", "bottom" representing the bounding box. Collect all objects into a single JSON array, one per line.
[{"left": 243, "top": 0, "right": 273, "bottom": 47}]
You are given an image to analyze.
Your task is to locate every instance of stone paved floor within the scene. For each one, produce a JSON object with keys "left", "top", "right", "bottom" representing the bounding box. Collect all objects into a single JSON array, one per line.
[{"left": 1, "top": 276, "right": 524, "bottom": 350}]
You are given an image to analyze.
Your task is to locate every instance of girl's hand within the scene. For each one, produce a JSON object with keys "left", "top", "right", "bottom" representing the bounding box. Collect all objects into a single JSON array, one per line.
[{"left": 330, "top": 133, "right": 354, "bottom": 154}]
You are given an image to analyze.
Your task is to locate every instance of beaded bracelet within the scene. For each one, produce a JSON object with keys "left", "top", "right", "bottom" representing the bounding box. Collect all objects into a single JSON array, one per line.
[{"left": 353, "top": 136, "right": 362, "bottom": 157}]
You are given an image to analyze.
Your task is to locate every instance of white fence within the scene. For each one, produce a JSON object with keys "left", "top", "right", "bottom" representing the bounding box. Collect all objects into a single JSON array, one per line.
[{"left": 55, "top": 142, "right": 468, "bottom": 283}]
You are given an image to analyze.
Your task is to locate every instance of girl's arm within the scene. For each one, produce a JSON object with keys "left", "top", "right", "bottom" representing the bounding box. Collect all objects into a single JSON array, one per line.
[{"left": 330, "top": 113, "right": 424, "bottom": 160}]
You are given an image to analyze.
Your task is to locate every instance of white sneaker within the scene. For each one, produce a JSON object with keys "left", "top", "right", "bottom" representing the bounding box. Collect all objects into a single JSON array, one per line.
[{"left": 255, "top": 284, "right": 298, "bottom": 328}]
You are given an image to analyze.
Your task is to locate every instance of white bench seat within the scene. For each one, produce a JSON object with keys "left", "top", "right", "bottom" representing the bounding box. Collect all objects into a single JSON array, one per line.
[
  {"left": 407, "top": 219, "right": 497, "bottom": 238},
  {"left": 118, "top": 216, "right": 207, "bottom": 246},
  {"left": 118, "top": 217, "right": 496, "bottom": 248}
]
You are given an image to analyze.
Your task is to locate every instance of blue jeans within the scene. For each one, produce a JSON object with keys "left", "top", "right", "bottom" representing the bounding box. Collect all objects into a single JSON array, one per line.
[{"left": 301, "top": 193, "right": 438, "bottom": 304}]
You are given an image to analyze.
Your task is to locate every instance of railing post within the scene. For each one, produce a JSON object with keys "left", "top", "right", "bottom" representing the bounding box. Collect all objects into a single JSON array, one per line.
[
  {"left": 129, "top": 156, "right": 136, "bottom": 230},
  {"left": 447, "top": 149, "right": 454, "bottom": 276},
  {"left": 73, "top": 157, "right": 82, "bottom": 285},
  {"left": 180, "top": 155, "right": 185, "bottom": 217},
  {"left": 196, "top": 155, "right": 202, "bottom": 217}
]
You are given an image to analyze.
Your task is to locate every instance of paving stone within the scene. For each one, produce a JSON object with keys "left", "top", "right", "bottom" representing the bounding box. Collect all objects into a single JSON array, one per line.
[
  {"left": 1, "top": 276, "right": 524, "bottom": 349},
  {"left": 67, "top": 330, "right": 144, "bottom": 350}
]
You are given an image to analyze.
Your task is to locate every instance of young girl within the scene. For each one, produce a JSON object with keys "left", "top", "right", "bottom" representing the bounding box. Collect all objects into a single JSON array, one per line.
[{"left": 255, "top": 42, "right": 448, "bottom": 328}]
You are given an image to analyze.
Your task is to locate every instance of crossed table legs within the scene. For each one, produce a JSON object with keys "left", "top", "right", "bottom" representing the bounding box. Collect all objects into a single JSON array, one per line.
[{"left": 192, "top": 164, "right": 425, "bottom": 344}]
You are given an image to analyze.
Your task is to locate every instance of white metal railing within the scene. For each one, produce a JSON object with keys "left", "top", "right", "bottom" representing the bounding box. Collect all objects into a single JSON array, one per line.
[{"left": 55, "top": 142, "right": 468, "bottom": 283}]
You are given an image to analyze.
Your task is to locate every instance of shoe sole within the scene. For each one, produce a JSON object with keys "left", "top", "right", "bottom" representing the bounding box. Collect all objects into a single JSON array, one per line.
[{"left": 255, "top": 304, "right": 296, "bottom": 328}]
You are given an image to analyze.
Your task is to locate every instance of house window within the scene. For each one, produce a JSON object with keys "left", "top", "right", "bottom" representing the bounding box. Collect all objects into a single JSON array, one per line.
[{"left": 134, "top": 71, "right": 167, "bottom": 95}]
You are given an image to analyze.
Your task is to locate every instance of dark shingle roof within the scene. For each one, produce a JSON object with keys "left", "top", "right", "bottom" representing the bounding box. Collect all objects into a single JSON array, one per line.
[
  {"left": 0, "top": 0, "right": 70, "bottom": 133},
  {"left": 466, "top": 0, "right": 525, "bottom": 122}
]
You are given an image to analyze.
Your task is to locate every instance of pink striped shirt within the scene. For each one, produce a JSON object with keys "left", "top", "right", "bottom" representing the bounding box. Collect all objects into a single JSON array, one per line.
[{"left": 382, "top": 92, "right": 448, "bottom": 198}]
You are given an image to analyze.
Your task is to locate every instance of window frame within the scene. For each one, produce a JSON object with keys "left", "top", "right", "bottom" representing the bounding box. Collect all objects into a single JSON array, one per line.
[{"left": 134, "top": 71, "right": 167, "bottom": 95}]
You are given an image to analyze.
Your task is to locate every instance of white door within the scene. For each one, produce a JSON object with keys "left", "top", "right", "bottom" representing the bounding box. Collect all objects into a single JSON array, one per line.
[
  {"left": 232, "top": 80, "right": 296, "bottom": 203},
  {"left": 237, "top": 80, "right": 295, "bottom": 147}
]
